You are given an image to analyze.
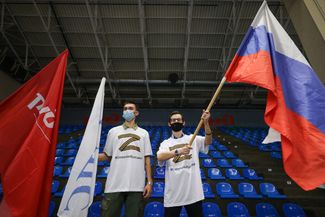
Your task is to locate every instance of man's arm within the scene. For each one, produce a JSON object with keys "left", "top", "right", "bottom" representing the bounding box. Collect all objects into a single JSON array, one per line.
[
  {"left": 143, "top": 156, "right": 153, "bottom": 199},
  {"left": 202, "top": 110, "right": 212, "bottom": 146},
  {"left": 98, "top": 153, "right": 112, "bottom": 162},
  {"left": 157, "top": 147, "right": 191, "bottom": 162}
]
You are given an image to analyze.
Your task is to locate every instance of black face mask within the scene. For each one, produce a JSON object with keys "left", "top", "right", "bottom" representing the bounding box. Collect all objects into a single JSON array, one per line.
[{"left": 170, "top": 122, "right": 184, "bottom": 132}]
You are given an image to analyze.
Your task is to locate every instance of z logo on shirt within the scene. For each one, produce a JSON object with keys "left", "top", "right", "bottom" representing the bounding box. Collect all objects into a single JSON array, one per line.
[
  {"left": 169, "top": 143, "right": 192, "bottom": 163},
  {"left": 118, "top": 133, "right": 141, "bottom": 152}
]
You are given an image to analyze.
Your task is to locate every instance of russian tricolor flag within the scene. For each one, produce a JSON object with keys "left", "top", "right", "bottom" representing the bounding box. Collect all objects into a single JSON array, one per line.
[{"left": 225, "top": 1, "right": 325, "bottom": 190}]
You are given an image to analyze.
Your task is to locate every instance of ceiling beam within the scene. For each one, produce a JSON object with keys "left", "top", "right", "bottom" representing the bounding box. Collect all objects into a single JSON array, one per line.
[
  {"left": 75, "top": 78, "right": 257, "bottom": 87},
  {"left": 32, "top": 1, "right": 82, "bottom": 99},
  {"left": 2, "top": 3, "right": 42, "bottom": 81},
  {"left": 180, "top": 0, "right": 194, "bottom": 106},
  {"left": 137, "top": 0, "right": 152, "bottom": 105},
  {"left": 85, "top": 0, "right": 117, "bottom": 100},
  {"left": 223, "top": 0, "right": 245, "bottom": 72}
]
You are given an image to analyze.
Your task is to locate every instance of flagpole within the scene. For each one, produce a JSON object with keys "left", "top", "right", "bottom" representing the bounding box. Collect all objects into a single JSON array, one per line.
[{"left": 173, "top": 76, "right": 227, "bottom": 162}]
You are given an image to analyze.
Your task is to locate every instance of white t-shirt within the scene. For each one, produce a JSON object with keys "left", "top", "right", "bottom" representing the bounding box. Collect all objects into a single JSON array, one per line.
[
  {"left": 103, "top": 125, "right": 152, "bottom": 193},
  {"left": 157, "top": 134, "right": 208, "bottom": 207}
]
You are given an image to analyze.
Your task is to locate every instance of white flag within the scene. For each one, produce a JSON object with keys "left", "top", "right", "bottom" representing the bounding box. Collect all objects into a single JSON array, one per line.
[
  {"left": 57, "top": 77, "right": 106, "bottom": 217},
  {"left": 262, "top": 127, "right": 281, "bottom": 144}
]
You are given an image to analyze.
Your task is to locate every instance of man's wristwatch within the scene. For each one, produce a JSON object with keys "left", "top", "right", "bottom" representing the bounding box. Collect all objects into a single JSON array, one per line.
[
  {"left": 175, "top": 149, "right": 180, "bottom": 156},
  {"left": 147, "top": 181, "right": 153, "bottom": 185}
]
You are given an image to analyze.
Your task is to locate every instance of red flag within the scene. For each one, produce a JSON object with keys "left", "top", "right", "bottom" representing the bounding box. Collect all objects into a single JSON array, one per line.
[{"left": 0, "top": 50, "right": 69, "bottom": 216}]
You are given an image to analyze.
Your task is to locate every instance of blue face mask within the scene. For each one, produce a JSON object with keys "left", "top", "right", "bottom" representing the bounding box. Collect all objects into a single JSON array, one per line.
[{"left": 123, "top": 110, "right": 135, "bottom": 121}]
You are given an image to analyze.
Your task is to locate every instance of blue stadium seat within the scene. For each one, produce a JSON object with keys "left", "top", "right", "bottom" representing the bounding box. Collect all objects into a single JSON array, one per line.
[
  {"left": 55, "top": 157, "right": 64, "bottom": 165},
  {"left": 154, "top": 167, "right": 165, "bottom": 179},
  {"left": 282, "top": 203, "right": 307, "bottom": 217},
  {"left": 232, "top": 159, "right": 248, "bottom": 168},
  {"left": 223, "top": 151, "right": 236, "bottom": 159},
  {"left": 54, "top": 186, "right": 65, "bottom": 197},
  {"left": 97, "top": 167, "right": 110, "bottom": 178},
  {"left": 64, "top": 142, "right": 78, "bottom": 149},
  {"left": 201, "top": 169, "right": 206, "bottom": 180},
  {"left": 238, "top": 183, "right": 262, "bottom": 199},
  {"left": 88, "top": 202, "right": 125, "bottom": 217},
  {"left": 180, "top": 207, "right": 188, "bottom": 217},
  {"left": 203, "top": 202, "right": 222, "bottom": 217},
  {"left": 144, "top": 202, "right": 164, "bottom": 217},
  {"left": 56, "top": 149, "right": 65, "bottom": 156},
  {"left": 208, "top": 168, "right": 225, "bottom": 180},
  {"left": 259, "top": 183, "right": 286, "bottom": 199},
  {"left": 57, "top": 142, "right": 66, "bottom": 148},
  {"left": 209, "top": 145, "right": 216, "bottom": 151},
  {"left": 60, "top": 167, "right": 72, "bottom": 178},
  {"left": 259, "top": 144, "right": 272, "bottom": 152},
  {"left": 203, "top": 182, "right": 215, "bottom": 198},
  {"left": 48, "top": 201, "right": 55, "bottom": 217},
  {"left": 54, "top": 166, "right": 63, "bottom": 176},
  {"left": 63, "top": 149, "right": 78, "bottom": 157},
  {"left": 227, "top": 202, "right": 250, "bottom": 217},
  {"left": 88, "top": 201, "right": 101, "bottom": 217},
  {"left": 216, "top": 144, "right": 228, "bottom": 151},
  {"left": 98, "top": 160, "right": 110, "bottom": 167},
  {"left": 95, "top": 182, "right": 103, "bottom": 196},
  {"left": 271, "top": 143, "right": 282, "bottom": 152},
  {"left": 202, "top": 159, "right": 216, "bottom": 168},
  {"left": 256, "top": 203, "right": 279, "bottom": 217},
  {"left": 100, "top": 138, "right": 107, "bottom": 146},
  {"left": 51, "top": 180, "right": 60, "bottom": 193},
  {"left": 217, "top": 159, "right": 232, "bottom": 168},
  {"left": 216, "top": 182, "right": 239, "bottom": 198},
  {"left": 61, "top": 157, "right": 75, "bottom": 166},
  {"left": 226, "top": 168, "right": 244, "bottom": 180},
  {"left": 199, "top": 152, "right": 210, "bottom": 158},
  {"left": 243, "top": 168, "right": 263, "bottom": 180},
  {"left": 270, "top": 152, "right": 282, "bottom": 159},
  {"left": 151, "top": 182, "right": 164, "bottom": 198},
  {"left": 210, "top": 151, "right": 223, "bottom": 159}
]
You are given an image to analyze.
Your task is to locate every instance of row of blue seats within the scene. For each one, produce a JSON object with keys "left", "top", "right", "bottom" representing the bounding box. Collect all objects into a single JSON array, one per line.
[
  {"left": 54, "top": 157, "right": 110, "bottom": 166},
  {"left": 259, "top": 142, "right": 283, "bottom": 159},
  {"left": 154, "top": 167, "right": 263, "bottom": 180},
  {"left": 54, "top": 165, "right": 262, "bottom": 181},
  {"left": 52, "top": 181, "right": 102, "bottom": 197},
  {"left": 57, "top": 126, "right": 214, "bottom": 150},
  {"left": 54, "top": 149, "right": 237, "bottom": 167},
  {"left": 150, "top": 182, "right": 286, "bottom": 199},
  {"left": 220, "top": 127, "right": 267, "bottom": 147},
  {"left": 202, "top": 158, "right": 248, "bottom": 168},
  {"left": 58, "top": 125, "right": 85, "bottom": 134},
  {"left": 54, "top": 147, "right": 237, "bottom": 159},
  {"left": 259, "top": 142, "right": 281, "bottom": 152},
  {"left": 49, "top": 201, "right": 306, "bottom": 217},
  {"left": 54, "top": 166, "right": 109, "bottom": 178},
  {"left": 220, "top": 127, "right": 283, "bottom": 160},
  {"left": 51, "top": 181, "right": 285, "bottom": 199}
]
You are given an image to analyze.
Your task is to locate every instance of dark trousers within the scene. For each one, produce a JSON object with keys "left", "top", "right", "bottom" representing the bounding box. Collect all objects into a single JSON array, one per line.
[
  {"left": 101, "top": 192, "right": 143, "bottom": 217},
  {"left": 164, "top": 200, "right": 203, "bottom": 217}
]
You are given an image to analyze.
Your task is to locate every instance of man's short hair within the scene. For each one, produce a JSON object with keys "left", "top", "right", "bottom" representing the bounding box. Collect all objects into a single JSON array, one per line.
[
  {"left": 123, "top": 101, "right": 139, "bottom": 111},
  {"left": 168, "top": 111, "right": 185, "bottom": 122}
]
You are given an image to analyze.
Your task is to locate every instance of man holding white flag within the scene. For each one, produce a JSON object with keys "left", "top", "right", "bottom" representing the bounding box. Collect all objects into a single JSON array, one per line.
[
  {"left": 57, "top": 77, "right": 106, "bottom": 217},
  {"left": 98, "top": 101, "right": 153, "bottom": 217}
]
